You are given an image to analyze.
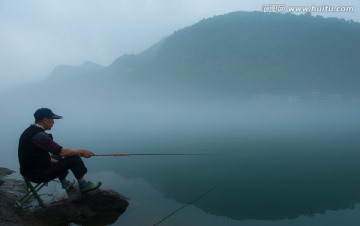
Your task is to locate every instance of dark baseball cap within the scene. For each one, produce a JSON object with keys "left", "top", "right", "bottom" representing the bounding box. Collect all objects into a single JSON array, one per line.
[{"left": 34, "top": 108, "right": 63, "bottom": 121}]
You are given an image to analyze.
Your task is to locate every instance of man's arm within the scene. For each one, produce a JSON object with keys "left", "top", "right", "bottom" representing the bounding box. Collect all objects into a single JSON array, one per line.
[
  {"left": 59, "top": 148, "right": 94, "bottom": 158},
  {"left": 31, "top": 132, "right": 94, "bottom": 158}
]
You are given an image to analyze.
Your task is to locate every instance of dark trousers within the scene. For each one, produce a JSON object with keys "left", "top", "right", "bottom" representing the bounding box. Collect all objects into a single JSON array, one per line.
[{"left": 27, "top": 155, "right": 88, "bottom": 183}]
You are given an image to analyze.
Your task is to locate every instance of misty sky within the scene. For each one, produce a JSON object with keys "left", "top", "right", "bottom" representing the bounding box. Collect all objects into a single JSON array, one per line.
[{"left": 0, "top": 0, "right": 359, "bottom": 91}]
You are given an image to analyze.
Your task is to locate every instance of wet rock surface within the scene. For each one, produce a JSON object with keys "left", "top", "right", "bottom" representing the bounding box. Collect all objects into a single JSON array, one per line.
[
  {"left": 0, "top": 167, "right": 129, "bottom": 226},
  {"left": 34, "top": 189, "right": 129, "bottom": 225}
]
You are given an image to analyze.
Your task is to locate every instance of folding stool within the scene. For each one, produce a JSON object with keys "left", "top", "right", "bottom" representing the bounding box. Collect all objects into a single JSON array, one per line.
[{"left": 16, "top": 178, "right": 47, "bottom": 207}]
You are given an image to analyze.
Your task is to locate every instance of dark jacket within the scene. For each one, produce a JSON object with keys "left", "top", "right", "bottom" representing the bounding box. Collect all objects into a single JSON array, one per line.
[{"left": 18, "top": 125, "right": 61, "bottom": 177}]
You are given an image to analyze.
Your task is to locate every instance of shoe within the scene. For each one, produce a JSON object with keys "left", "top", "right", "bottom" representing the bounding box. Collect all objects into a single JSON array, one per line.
[
  {"left": 62, "top": 179, "right": 76, "bottom": 191},
  {"left": 79, "top": 181, "right": 102, "bottom": 194}
]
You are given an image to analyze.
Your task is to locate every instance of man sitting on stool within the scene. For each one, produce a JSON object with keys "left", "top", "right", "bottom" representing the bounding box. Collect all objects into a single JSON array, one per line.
[{"left": 18, "top": 108, "right": 101, "bottom": 194}]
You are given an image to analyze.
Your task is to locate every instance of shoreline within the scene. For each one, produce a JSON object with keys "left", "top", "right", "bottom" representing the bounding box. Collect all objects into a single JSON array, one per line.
[
  {"left": 0, "top": 167, "right": 129, "bottom": 226},
  {"left": 0, "top": 167, "right": 43, "bottom": 225}
]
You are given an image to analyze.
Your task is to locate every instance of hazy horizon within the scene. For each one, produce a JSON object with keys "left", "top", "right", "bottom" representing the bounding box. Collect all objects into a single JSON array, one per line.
[{"left": 1, "top": 0, "right": 359, "bottom": 91}]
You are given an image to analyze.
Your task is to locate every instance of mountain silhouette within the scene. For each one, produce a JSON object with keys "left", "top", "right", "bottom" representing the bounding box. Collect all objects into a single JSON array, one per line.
[
  {"left": 101, "top": 11, "right": 360, "bottom": 100},
  {"left": 21, "top": 11, "right": 358, "bottom": 105}
]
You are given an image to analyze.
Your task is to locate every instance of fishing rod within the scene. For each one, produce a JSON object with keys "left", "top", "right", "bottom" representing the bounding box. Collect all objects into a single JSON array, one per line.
[
  {"left": 93, "top": 153, "right": 211, "bottom": 157},
  {"left": 152, "top": 181, "right": 224, "bottom": 226}
]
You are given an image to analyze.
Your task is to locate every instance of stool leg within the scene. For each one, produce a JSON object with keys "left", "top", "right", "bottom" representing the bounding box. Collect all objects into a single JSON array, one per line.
[
  {"left": 16, "top": 188, "right": 33, "bottom": 207},
  {"left": 27, "top": 181, "right": 46, "bottom": 207},
  {"left": 16, "top": 179, "right": 46, "bottom": 207}
]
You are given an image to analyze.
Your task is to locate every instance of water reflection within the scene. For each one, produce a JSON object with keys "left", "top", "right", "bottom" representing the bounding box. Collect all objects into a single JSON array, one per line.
[
  {"left": 87, "top": 154, "right": 360, "bottom": 226},
  {"left": 2, "top": 101, "right": 359, "bottom": 225},
  {"left": 89, "top": 132, "right": 360, "bottom": 223}
]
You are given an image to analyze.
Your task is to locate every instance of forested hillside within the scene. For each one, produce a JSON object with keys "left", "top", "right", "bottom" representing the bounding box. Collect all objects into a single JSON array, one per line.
[{"left": 106, "top": 12, "right": 360, "bottom": 100}]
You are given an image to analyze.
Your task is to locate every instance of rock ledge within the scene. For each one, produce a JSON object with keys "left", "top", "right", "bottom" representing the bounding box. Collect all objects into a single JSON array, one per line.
[{"left": 0, "top": 167, "right": 129, "bottom": 226}]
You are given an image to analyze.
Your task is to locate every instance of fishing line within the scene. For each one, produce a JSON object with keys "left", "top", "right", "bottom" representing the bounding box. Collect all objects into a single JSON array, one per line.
[
  {"left": 93, "top": 153, "right": 213, "bottom": 157},
  {"left": 152, "top": 181, "right": 223, "bottom": 226}
]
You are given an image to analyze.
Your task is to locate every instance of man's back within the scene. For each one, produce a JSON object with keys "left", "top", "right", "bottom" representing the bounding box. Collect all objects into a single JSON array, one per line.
[{"left": 18, "top": 125, "right": 51, "bottom": 177}]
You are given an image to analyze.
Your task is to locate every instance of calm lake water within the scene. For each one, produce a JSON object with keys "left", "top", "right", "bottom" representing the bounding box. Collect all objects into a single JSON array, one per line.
[
  {"left": 83, "top": 131, "right": 360, "bottom": 226},
  {"left": 79, "top": 105, "right": 360, "bottom": 225},
  {"left": 2, "top": 104, "right": 360, "bottom": 225}
]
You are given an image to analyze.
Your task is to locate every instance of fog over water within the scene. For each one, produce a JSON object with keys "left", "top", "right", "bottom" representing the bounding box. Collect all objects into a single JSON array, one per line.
[
  {"left": 2, "top": 92, "right": 360, "bottom": 224},
  {"left": 1, "top": 6, "right": 360, "bottom": 225}
]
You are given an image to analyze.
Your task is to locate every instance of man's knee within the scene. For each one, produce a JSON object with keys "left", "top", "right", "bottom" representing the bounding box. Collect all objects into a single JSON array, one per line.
[
  {"left": 62, "top": 155, "right": 87, "bottom": 179},
  {"left": 64, "top": 155, "right": 83, "bottom": 164}
]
